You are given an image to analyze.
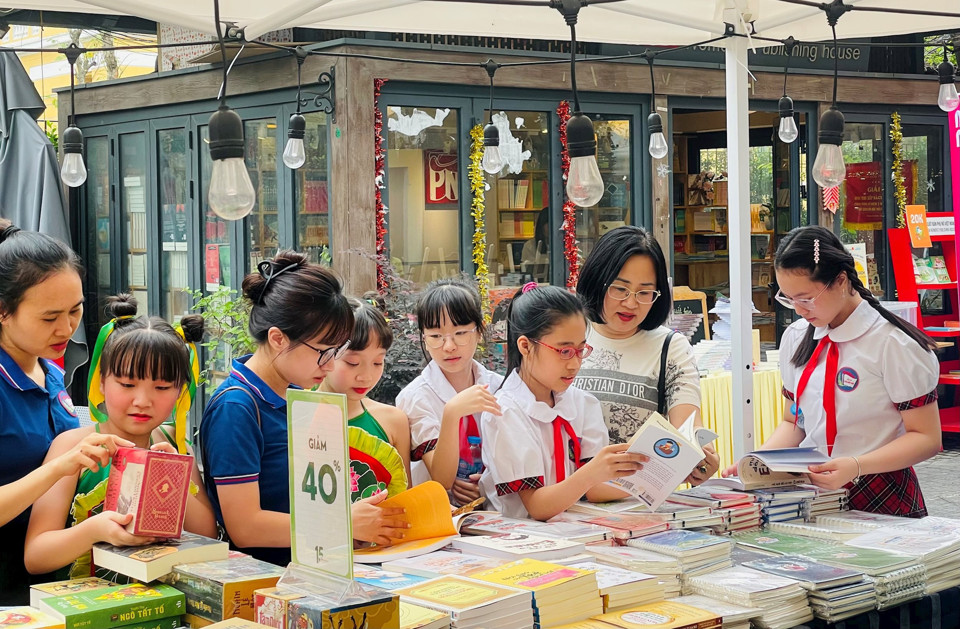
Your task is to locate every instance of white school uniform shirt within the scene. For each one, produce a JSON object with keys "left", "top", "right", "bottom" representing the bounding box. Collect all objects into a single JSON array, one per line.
[
  {"left": 479, "top": 371, "right": 609, "bottom": 519},
  {"left": 396, "top": 359, "right": 503, "bottom": 486},
  {"left": 780, "top": 300, "right": 939, "bottom": 458}
]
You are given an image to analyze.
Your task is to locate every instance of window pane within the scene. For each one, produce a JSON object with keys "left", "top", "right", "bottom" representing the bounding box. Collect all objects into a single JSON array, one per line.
[
  {"left": 580, "top": 115, "right": 632, "bottom": 260},
  {"left": 386, "top": 106, "right": 461, "bottom": 285},
  {"left": 902, "top": 124, "right": 944, "bottom": 210},
  {"left": 158, "top": 129, "right": 190, "bottom": 322},
  {"left": 199, "top": 125, "right": 230, "bottom": 293},
  {"left": 85, "top": 136, "right": 111, "bottom": 331},
  {"left": 295, "top": 112, "right": 331, "bottom": 264},
  {"left": 246, "top": 120, "right": 280, "bottom": 272},
  {"left": 120, "top": 132, "right": 148, "bottom": 316},
  {"left": 484, "top": 110, "right": 552, "bottom": 287},
  {"left": 838, "top": 123, "right": 885, "bottom": 296}
]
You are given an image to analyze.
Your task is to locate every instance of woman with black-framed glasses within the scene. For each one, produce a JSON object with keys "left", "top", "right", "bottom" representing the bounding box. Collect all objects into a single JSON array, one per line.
[
  {"left": 199, "top": 251, "right": 407, "bottom": 564},
  {"left": 576, "top": 226, "right": 719, "bottom": 486}
]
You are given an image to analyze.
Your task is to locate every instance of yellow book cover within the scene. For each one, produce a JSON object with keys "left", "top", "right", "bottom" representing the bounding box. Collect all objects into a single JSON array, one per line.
[
  {"left": 0, "top": 607, "right": 65, "bottom": 629},
  {"left": 398, "top": 602, "right": 449, "bottom": 629},
  {"left": 395, "top": 576, "right": 524, "bottom": 614},
  {"left": 553, "top": 622, "right": 616, "bottom": 629},
  {"left": 254, "top": 587, "right": 305, "bottom": 629},
  {"left": 471, "top": 558, "right": 591, "bottom": 591},
  {"left": 595, "top": 601, "right": 720, "bottom": 629},
  {"left": 379, "top": 481, "right": 456, "bottom": 540}
]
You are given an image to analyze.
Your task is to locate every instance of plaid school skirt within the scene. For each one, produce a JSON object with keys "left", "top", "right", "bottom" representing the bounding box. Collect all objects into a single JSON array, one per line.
[{"left": 845, "top": 467, "right": 927, "bottom": 518}]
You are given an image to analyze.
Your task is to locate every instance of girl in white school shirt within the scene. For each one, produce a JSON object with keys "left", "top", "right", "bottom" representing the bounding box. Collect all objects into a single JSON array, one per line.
[
  {"left": 396, "top": 280, "right": 502, "bottom": 505},
  {"left": 479, "top": 284, "right": 646, "bottom": 521},
  {"left": 725, "top": 226, "right": 940, "bottom": 517}
]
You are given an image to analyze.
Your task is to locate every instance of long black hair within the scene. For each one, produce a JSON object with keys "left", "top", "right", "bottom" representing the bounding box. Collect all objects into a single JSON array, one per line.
[
  {"left": 0, "top": 219, "right": 83, "bottom": 318},
  {"left": 775, "top": 225, "right": 936, "bottom": 367},
  {"left": 101, "top": 294, "right": 204, "bottom": 387},
  {"left": 503, "top": 285, "right": 586, "bottom": 384},
  {"left": 577, "top": 225, "right": 672, "bottom": 330}
]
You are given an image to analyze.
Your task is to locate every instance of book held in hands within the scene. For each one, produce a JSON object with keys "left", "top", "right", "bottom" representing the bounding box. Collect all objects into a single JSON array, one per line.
[
  {"left": 92, "top": 532, "right": 229, "bottom": 582},
  {"left": 104, "top": 447, "right": 193, "bottom": 538},
  {"left": 703, "top": 447, "right": 830, "bottom": 491}
]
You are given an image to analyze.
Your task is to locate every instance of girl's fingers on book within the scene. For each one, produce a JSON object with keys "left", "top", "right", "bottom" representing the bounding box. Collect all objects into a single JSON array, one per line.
[{"left": 378, "top": 506, "right": 406, "bottom": 517}]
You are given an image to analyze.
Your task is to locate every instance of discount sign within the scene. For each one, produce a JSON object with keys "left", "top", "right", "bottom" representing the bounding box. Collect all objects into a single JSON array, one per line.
[{"left": 288, "top": 390, "right": 353, "bottom": 579}]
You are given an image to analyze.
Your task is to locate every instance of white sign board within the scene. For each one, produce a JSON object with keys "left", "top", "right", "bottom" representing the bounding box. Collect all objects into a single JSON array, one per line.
[
  {"left": 288, "top": 390, "right": 353, "bottom": 579},
  {"left": 927, "top": 215, "right": 955, "bottom": 237}
]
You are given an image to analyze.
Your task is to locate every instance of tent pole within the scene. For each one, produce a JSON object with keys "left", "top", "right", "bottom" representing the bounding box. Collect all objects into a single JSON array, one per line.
[{"left": 724, "top": 34, "right": 755, "bottom": 461}]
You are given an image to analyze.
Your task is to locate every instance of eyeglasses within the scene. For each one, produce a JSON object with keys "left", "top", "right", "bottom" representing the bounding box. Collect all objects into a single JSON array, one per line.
[
  {"left": 607, "top": 285, "right": 661, "bottom": 304},
  {"left": 422, "top": 327, "right": 478, "bottom": 349},
  {"left": 532, "top": 339, "right": 593, "bottom": 361},
  {"left": 302, "top": 339, "right": 351, "bottom": 367},
  {"left": 774, "top": 282, "right": 831, "bottom": 310}
]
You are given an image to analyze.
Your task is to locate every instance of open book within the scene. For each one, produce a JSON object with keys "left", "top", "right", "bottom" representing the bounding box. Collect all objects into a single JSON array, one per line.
[
  {"left": 704, "top": 447, "right": 831, "bottom": 490},
  {"left": 605, "top": 412, "right": 718, "bottom": 511}
]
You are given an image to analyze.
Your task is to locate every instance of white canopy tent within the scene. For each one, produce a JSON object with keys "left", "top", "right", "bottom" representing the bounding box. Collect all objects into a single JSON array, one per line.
[{"left": 13, "top": 0, "right": 960, "bottom": 457}]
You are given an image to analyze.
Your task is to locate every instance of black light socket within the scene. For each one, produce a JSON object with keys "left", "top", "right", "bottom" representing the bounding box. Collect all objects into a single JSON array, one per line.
[
  {"left": 939, "top": 59, "right": 956, "bottom": 86},
  {"left": 778, "top": 95, "right": 795, "bottom": 119},
  {"left": 209, "top": 105, "right": 245, "bottom": 161},
  {"left": 288, "top": 113, "right": 306, "bottom": 140},
  {"left": 61, "top": 125, "right": 84, "bottom": 155},
  {"left": 817, "top": 107, "right": 845, "bottom": 147},
  {"left": 647, "top": 112, "right": 663, "bottom": 135},
  {"left": 566, "top": 112, "right": 597, "bottom": 158},
  {"left": 483, "top": 122, "right": 499, "bottom": 147}
]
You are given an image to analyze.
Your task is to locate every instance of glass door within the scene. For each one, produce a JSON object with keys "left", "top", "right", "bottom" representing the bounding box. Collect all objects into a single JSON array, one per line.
[
  {"left": 119, "top": 131, "right": 149, "bottom": 316},
  {"left": 155, "top": 124, "right": 192, "bottom": 322},
  {"left": 83, "top": 133, "right": 113, "bottom": 332},
  {"left": 245, "top": 118, "right": 281, "bottom": 272},
  {"left": 580, "top": 113, "right": 635, "bottom": 261},
  {"left": 294, "top": 111, "right": 332, "bottom": 264}
]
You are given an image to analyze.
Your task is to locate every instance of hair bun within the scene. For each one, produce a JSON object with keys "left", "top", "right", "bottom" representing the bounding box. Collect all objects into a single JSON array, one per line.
[
  {"left": 0, "top": 220, "right": 21, "bottom": 245},
  {"left": 104, "top": 293, "right": 138, "bottom": 319},
  {"left": 178, "top": 314, "right": 205, "bottom": 343}
]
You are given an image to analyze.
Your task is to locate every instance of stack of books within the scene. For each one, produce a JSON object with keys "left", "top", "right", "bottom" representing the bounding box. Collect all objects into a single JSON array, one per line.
[
  {"left": 743, "top": 554, "right": 874, "bottom": 622},
  {"left": 667, "top": 595, "right": 761, "bottom": 629},
  {"left": 586, "top": 545, "right": 682, "bottom": 598},
  {"left": 382, "top": 550, "right": 506, "bottom": 578},
  {"left": 765, "top": 522, "right": 861, "bottom": 542},
  {"left": 451, "top": 533, "right": 585, "bottom": 562},
  {"left": 460, "top": 514, "right": 613, "bottom": 544},
  {"left": 591, "top": 600, "right": 721, "bottom": 629},
  {"left": 815, "top": 510, "right": 910, "bottom": 531},
  {"left": 39, "top": 582, "right": 185, "bottom": 629},
  {"left": 686, "top": 566, "right": 813, "bottom": 629},
  {"left": 399, "top": 601, "right": 452, "bottom": 629},
  {"left": 746, "top": 486, "right": 816, "bottom": 524},
  {"left": 470, "top": 559, "right": 601, "bottom": 628},
  {"left": 284, "top": 585, "right": 400, "bottom": 629},
  {"left": 92, "top": 532, "right": 229, "bottom": 582},
  {"left": 799, "top": 485, "right": 847, "bottom": 521},
  {"left": 29, "top": 577, "right": 115, "bottom": 608},
  {"left": 567, "top": 561, "right": 664, "bottom": 612},
  {"left": 579, "top": 514, "right": 670, "bottom": 541},
  {"left": 670, "top": 487, "right": 762, "bottom": 534},
  {"left": 625, "top": 530, "right": 732, "bottom": 590},
  {"left": 0, "top": 607, "right": 70, "bottom": 629},
  {"left": 395, "top": 575, "right": 534, "bottom": 629},
  {"left": 844, "top": 527, "right": 960, "bottom": 594}
]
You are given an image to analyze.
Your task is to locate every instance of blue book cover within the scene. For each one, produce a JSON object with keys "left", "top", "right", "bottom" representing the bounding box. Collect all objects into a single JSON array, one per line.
[
  {"left": 353, "top": 566, "right": 431, "bottom": 591},
  {"left": 633, "top": 529, "right": 729, "bottom": 553}
]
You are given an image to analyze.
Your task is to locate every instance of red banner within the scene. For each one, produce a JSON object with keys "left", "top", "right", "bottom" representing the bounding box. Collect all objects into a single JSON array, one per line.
[
  {"left": 842, "top": 160, "right": 916, "bottom": 230},
  {"left": 424, "top": 151, "right": 458, "bottom": 204}
]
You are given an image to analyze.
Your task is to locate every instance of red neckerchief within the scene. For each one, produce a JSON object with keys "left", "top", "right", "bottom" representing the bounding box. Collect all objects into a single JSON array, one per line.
[
  {"left": 795, "top": 336, "right": 840, "bottom": 455},
  {"left": 552, "top": 416, "right": 581, "bottom": 483},
  {"left": 458, "top": 414, "right": 480, "bottom": 461}
]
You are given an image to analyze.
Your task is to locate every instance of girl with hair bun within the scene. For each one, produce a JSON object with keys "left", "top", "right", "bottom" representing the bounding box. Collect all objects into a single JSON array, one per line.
[
  {"left": 0, "top": 219, "right": 85, "bottom": 604},
  {"left": 478, "top": 284, "right": 647, "bottom": 521},
  {"left": 200, "top": 252, "right": 407, "bottom": 563},
  {"left": 724, "top": 225, "right": 940, "bottom": 517},
  {"left": 24, "top": 293, "right": 216, "bottom": 579}
]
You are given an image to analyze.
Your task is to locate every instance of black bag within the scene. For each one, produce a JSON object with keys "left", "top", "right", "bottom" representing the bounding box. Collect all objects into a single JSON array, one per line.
[{"left": 657, "top": 331, "right": 677, "bottom": 416}]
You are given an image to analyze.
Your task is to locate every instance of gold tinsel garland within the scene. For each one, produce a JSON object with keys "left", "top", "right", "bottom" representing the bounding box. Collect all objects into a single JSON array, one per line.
[
  {"left": 891, "top": 112, "right": 906, "bottom": 228},
  {"left": 468, "top": 124, "right": 491, "bottom": 322}
]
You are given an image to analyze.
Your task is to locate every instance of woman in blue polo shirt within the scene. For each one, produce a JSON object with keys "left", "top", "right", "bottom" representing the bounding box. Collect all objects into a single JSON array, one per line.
[
  {"left": 0, "top": 220, "right": 85, "bottom": 604},
  {"left": 200, "top": 251, "right": 409, "bottom": 565}
]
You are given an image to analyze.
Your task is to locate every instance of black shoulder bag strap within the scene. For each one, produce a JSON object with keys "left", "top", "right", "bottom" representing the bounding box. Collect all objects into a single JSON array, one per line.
[{"left": 657, "top": 331, "right": 677, "bottom": 416}]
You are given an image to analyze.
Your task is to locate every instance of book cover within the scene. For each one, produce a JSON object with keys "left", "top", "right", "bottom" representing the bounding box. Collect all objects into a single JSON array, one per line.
[
  {"left": 594, "top": 601, "right": 721, "bottom": 629},
  {"left": 670, "top": 486, "right": 755, "bottom": 509},
  {"left": 39, "top": 583, "right": 185, "bottom": 629},
  {"left": 667, "top": 595, "right": 760, "bottom": 624},
  {"left": 353, "top": 535, "right": 459, "bottom": 564},
  {"left": 161, "top": 557, "right": 284, "bottom": 622},
  {"left": 393, "top": 576, "right": 530, "bottom": 621},
  {"left": 566, "top": 560, "right": 659, "bottom": 594},
  {"left": 627, "top": 530, "right": 729, "bottom": 556},
  {"left": 398, "top": 602, "right": 449, "bottom": 629},
  {"left": 103, "top": 447, "right": 193, "bottom": 538},
  {"left": 743, "top": 554, "right": 863, "bottom": 588},
  {"left": 461, "top": 514, "right": 610, "bottom": 543},
  {"left": 382, "top": 550, "right": 505, "bottom": 578},
  {"left": 254, "top": 587, "right": 305, "bottom": 629},
  {"left": 931, "top": 256, "right": 952, "bottom": 283},
  {"left": 706, "top": 448, "right": 829, "bottom": 491},
  {"left": 583, "top": 514, "right": 670, "bottom": 539},
  {"left": 287, "top": 591, "right": 399, "bottom": 629},
  {"left": 93, "top": 532, "right": 228, "bottom": 582},
  {"left": 353, "top": 566, "right": 433, "bottom": 591},
  {"left": 30, "top": 578, "right": 115, "bottom": 609},
  {"left": 470, "top": 558, "right": 593, "bottom": 593},
  {"left": 0, "top": 607, "right": 65, "bottom": 629},
  {"left": 450, "top": 533, "right": 584, "bottom": 561}
]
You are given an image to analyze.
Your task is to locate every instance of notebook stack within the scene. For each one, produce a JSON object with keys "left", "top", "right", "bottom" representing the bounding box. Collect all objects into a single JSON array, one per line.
[
  {"left": 460, "top": 514, "right": 612, "bottom": 544},
  {"left": 580, "top": 514, "right": 670, "bottom": 541},
  {"left": 743, "top": 554, "right": 874, "bottom": 622},
  {"left": 746, "top": 486, "right": 816, "bottom": 524},
  {"left": 815, "top": 510, "right": 910, "bottom": 532},
  {"left": 470, "top": 559, "right": 601, "bottom": 628},
  {"left": 586, "top": 546, "right": 682, "bottom": 597},
  {"left": 451, "top": 533, "right": 585, "bottom": 562},
  {"left": 382, "top": 550, "right": 506, "bottom": 578},
  {"left": 799, "top": 485, "right": 847, "bottom": 521},
  {"left": 667, "top": 595, "right": 761, "bottom": 629},
  {"left": 844, "top": 527, "right": 960, "bottom": 594},
  {"left": 797, "top": 544, "right": 925, "bottom": 608},
  {"left": 395, "top": 575, "right": 534, "bottom": 629},
  {"left": 625, "top": 530, "right": 732, "bottom": 592},
  {"left": 765, "top": 521, "right": 861, "bottom": 542},
  {"left": 686, "top": 566, "right": 813, "bottom": 629},
  {"left": 567, "top": 560, "right": 664, "bottom": 612}
]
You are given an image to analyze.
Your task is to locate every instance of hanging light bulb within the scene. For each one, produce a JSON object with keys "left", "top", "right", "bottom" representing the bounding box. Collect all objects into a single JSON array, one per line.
[
  {"left": 565, "top": 113, "right": 604, "bottom": 207},
  {"left": 812, "top": 107, "right": 846, "bottom": 189},
  {"left": 283, "top": 113, "right": 307, "bottom": 169},
  {"left": 938, "top": 59, "right": 959, "bottom": 112},
  {"left": 647, "top": 112, "right": 669, "bottom": 160},
  {"left": 778, "top": 96, "right": 799, "bottom": 144},
  {"left": 60, "top": 125, "right": 87, "bottom": 187},
  {"left": 482, "top": 122, "right": 502, "bottom": 174},
  {"left": 208, "top": 104, "right": 256, "bottom": 220}
]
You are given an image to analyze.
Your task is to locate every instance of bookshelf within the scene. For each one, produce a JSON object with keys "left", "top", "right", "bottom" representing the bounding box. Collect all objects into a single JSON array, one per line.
[
  {"left": 492, "top": 169, "right": 549, "bottom": 284},
  {"left": 123, "top": 174, "right": 149, "bottom": 317},
  {"left": 248, "top": 135, "right": 280, "bottom": 272}
]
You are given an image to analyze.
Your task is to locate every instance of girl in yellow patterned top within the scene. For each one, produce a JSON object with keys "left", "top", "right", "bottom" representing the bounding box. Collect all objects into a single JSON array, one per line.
[{"left": 24, "top": 294, "right": 216, "bottom": 578}]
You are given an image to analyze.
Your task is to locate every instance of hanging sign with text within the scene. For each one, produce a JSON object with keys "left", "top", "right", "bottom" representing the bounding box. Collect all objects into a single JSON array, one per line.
[
  {"left": 288, "top": 390, "right": 352, "bottom": 579},
  {"left": 424, "top": 151, "right": 459, "bottom": 204}
]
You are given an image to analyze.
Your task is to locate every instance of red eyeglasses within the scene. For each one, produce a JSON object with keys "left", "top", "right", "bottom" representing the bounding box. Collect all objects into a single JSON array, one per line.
[{"left": 532, "top": 339, "right": 593, "bottom": 361}]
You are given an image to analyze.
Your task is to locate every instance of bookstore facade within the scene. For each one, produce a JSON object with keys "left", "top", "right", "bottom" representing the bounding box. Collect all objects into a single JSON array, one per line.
[{"left": 65, "top": 39, "right": 954, "bottom": 363}]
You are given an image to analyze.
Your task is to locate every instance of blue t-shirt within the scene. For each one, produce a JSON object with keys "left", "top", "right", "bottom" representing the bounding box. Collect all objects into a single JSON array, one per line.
[
  {"left": 0, "top": 347, "right": 78, "bottom": 605},
  {"left": 200, "top": 355, "right": 294, "bottom": 567}
]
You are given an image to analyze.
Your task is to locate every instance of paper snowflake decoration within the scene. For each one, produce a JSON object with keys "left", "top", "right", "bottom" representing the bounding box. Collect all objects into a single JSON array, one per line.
[
  {"left": 656, "top": 163, "right": 672, "bottom": 179},
  {"left": 927, "top": 179, "right": 936, "bottom": 193}
]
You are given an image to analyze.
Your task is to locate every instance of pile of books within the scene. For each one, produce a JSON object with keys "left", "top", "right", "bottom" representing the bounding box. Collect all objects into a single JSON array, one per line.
[
  {"left": 668, "top": 595, "right": 760, "bottom": 629},
  {"left": 670, "top": 486, "right": 761, "bottom": 534},
  {"left": 38, "top": 582, "right": 186, "bottom": 629},
  {"left": 382, "top": 550, "right": 506, "bottom": 578},
  {"left": 746, "top": 486, "right": 816, "bottom": 524},
  {"left": 589, "top": 600, "right": 723, "bottom": 629},
  {"left": 395, "top": 575, "right": 534, "bottom": 629},
  {"left": 586, "top": 545, "right": 683, "bottom": 598},
  {"left": 577, "top": 513, "right": 670, "bottom": 541},
  {"left": 399, "top": 601, "right": 452, "bottom": 629},
  {"left": 801, "top": 485, "right": 847, "bottom": 520},
  {"left": 566, "top": 560, "right": 664, "bottom": 612},
  {"left": 459, "top": 513, "right": 613, "bottom": 544},
  {"left": 743, "top": 554, "right": 874, "bottom": 622},
  {"left": 844, "top": 526, "right": 960, "bottom": 594},
  {"left": 625, "top": 530, "right": 732, "bottom": 592},
  {"left": 687, "top": 566, "right": 813, "bottom": 629},
  {"left": 450, "top": 533, "right": 585, "bottom": 562},
  {"left": 470, "top": 558, "right": 601, "bottom": 628}
]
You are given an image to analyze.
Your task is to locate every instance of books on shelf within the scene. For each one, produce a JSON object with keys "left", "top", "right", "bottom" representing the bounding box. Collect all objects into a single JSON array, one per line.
[
  {"left": 39, "top": 582, "right": 185, "bottom": 629},
  {"left": 92, "top": 532, "right": 229, "bottom": 582},
  {"left": 103, "top": 447, "right": 193, "bottom": 538}
]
